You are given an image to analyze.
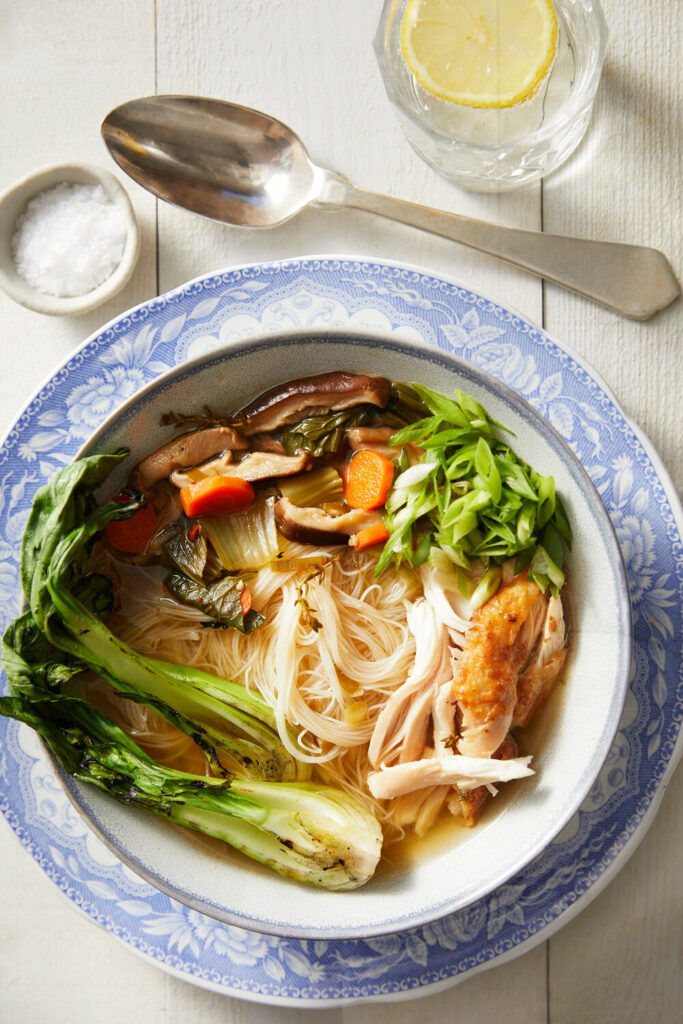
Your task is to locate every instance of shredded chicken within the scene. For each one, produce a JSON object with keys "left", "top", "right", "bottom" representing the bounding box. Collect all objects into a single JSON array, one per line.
[
  {"left": 364, "top": 571, "right": 567, "bottom": 830},
  {"left": 368, "top": 600, "right": 450, "bottom": 767},
  {"left": 367, "top": 752, "right": 534, "bottom": 800},
  {"left": 447, "top": 734, "right": 519, "bottom": 827}
]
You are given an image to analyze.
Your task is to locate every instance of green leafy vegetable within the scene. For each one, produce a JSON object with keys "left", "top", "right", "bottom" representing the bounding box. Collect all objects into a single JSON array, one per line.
[
  {"left": 9, "top": 451, "right": 306, "bottom": 780},
  {"left": 164, "top": 522, "right": 209, "bottom": 583},
  {"left": 165, "top": 571, "right": 265, "bottom": 633},
  {"left": 376, "top": 385, "right": 572, "bottom": 594},
  {"left": 0, "top": 451, "right": 383, "bottom": 887},
  {"left": 281, "top": 406, "right": 374, "bottom": 457},
  {"left": 0, "top": 683, "right": 381, "bottom": 890},
  {"left": 381, "top": 381, "right": 431, "bottom": 428}
]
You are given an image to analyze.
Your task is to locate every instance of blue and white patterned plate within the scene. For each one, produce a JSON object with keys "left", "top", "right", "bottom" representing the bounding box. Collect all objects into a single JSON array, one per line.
[{"left": 1, "top": 257, "right": 681, "bottom": 1006}]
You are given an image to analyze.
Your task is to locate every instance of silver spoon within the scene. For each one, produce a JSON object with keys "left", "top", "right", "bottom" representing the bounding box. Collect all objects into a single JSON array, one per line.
[{"left": 101, "top": 95, "right": 679, "bottom": 320}]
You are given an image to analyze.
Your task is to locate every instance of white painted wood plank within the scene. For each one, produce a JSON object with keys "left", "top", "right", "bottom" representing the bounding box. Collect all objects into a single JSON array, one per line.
[
  {"left": 163, "top": 978, "right": 341, "bottom": 1024},
  {"left": 0, "top": 826, "right": 168, "bottom": 1024},
  {"left": 0, "top": 2, "right": 159, "bottom": 1020},
  {"left": 548, "top": 765, "right": 683, "bottom": 1024},
  {"left": 0, "top": 0, "right": 157, "bottom": 430},
  {"left": 345, "top": 942, "right": 547, "bottom": 1024},
  {"left": 154, "top": 0, "right": 543, "bottom": 325},
  {"left": 541, "top": 0, "right": 682, "bottom": 494},
  {"left": 543, "top": 2, "right": 682, "bottom": 1021}
]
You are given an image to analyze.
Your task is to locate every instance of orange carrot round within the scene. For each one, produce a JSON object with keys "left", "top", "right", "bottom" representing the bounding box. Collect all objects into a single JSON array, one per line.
[
  {"left": 105, "top": 504, "right": 157, "bottom": 554},
  {"left": 180, "top": 476, "right": 255, "bottom": 518},
  {"left": 352, "top": 521, "right": 390, "bottom": 551},
  {"left": 344, "top": 450, "right": 395, "bottom": 510}
]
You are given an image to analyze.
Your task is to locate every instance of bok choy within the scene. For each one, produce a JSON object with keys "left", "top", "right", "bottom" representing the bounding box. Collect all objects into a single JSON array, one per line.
[
  {"left": 0, "top": 450, "right": 383, "bottom": 887},
  {"left": 0, "top": 668, "right": 380, "bottom": 890}
]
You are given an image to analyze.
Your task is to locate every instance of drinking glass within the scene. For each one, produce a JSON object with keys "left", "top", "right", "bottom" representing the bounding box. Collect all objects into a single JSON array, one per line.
[{"left": 373, "top": 0, "right": 608, "bottom": 192}]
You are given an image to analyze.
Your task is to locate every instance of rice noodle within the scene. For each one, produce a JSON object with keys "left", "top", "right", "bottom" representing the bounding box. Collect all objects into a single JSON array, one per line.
[{"left": 99, "top": 550, "right": 421, "bottom": 816}]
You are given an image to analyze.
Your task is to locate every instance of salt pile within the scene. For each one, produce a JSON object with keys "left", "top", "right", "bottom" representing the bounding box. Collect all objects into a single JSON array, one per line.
[{"left": 12, "top": 182, "right": 127, "bottom": 297}]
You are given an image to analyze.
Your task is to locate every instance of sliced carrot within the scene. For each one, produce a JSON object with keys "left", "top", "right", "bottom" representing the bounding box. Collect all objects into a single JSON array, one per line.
[
  {"left": 352, "top": 521, "right": 390, "bottom": 552},
  {"left": 239, "top": 586, "right": 253, "bottom": 615},
  {"left": 105, "top": 504, "right": 157, "bottom": 554},
  {"left": 179, "top": 476, "right": 255, "bottom": 518},
  {"left": 344, "top": 449, "right": 395, "bottom": 510}
]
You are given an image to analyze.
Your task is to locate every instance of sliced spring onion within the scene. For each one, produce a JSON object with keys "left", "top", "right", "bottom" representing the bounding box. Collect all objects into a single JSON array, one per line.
[
  {"left": 376, "top": 383, "right": 572, "bottom": 596},
  {"left": 469, "top": 567, "right": 503, "bottom": 611},
  {"left": 392, "top": 461, "right": 438, "bottom": 490},
  {"left": 202, "top": 497, "right": 279, "bottom": 571},
  {"left": 277, "top": 467, "right": 343, "bottom": 507}
]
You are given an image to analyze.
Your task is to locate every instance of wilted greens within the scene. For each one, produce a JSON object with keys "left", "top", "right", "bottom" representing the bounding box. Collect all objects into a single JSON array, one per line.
[{"left": 0, "top": 451, "right": 382, "bottom": 889}]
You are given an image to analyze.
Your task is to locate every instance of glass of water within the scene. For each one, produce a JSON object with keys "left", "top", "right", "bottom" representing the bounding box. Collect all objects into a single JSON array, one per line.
[{"left": 373, "top": 0, "right": 608, "bottom": 192}]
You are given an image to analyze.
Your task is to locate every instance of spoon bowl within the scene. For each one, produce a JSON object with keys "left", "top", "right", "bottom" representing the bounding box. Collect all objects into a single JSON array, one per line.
[
  {"left": 101, "top": 95, "right": 680, "bottom": 319},
  {"left": 102, "top": 96, "right": 321, "bottom": 227}
]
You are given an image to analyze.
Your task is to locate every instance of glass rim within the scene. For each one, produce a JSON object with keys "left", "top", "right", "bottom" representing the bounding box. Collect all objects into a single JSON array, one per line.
[{"left": 373, "top": 0, "right": 609, "bottom": 156}]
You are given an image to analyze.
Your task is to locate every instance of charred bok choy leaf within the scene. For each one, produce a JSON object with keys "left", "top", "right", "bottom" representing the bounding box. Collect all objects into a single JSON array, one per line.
[
  {"left": 376, "top": 385, "right": 572, "bottom": 594},
  {"left": 0, "top": 655, "right": 381, "bottom": 890},
  {"left": 12, "top": 450, "right": 306, "bottom": 781},
  {"left": 163, "top": 522, "right": 267, "bottom": 629},
  {"left": 0, "top": 450, "right": 383, "bottom": 888}
]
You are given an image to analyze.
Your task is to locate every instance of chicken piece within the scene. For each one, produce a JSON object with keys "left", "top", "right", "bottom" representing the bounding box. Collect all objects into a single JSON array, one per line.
[
  {"left": 368, "top": 600, "right": 450, "bottom": 767},
  {"left": 390, "top": 784, "right": 451, "bottom": 837},
  {"left": 432, "top": 676, "right": 459, "bottom": 763},
  {"left": 367, "top": 751, "right": 533, "bottom": 799},
  {"left": 419, "top": 562, "right": 472, "bottom": 633},
  {"left": 134, "top": 426, "right": 247, "bottom": 490},
  {"left": 513, "top": 594, "right": 567, "bottom": 727},
  {"left": 450, "top": 576, "right": 547, "bottom": 758},
  {"left": 447, "top": 734, "right": 519, "bottom": 827}
]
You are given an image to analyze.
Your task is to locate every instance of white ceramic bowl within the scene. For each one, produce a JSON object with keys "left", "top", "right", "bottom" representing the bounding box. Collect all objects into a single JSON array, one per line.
[
  {"left": 0, "top": 163, "right": 139, "bottom": 316},
  {"left": 57, "top": 327, "right": 630, "bottom": 939}
]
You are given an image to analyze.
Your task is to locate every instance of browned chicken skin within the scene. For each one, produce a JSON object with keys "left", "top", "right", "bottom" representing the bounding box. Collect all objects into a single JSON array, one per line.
[{"left": 451, "top": 576, "right": 548, "bottom": 759}]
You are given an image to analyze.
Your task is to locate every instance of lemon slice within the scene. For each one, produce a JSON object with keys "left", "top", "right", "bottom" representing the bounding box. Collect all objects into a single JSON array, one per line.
[{"left": 400, "top": 0, "right": 558, "bottom": 109}]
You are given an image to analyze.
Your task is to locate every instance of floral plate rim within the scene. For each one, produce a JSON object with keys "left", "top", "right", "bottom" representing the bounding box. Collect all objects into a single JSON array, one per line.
[{"left": 0, "top": 254, "right": 681, "bottom": 1006}]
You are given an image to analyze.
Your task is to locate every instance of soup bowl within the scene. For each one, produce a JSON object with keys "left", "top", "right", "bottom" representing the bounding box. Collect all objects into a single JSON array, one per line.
[{"left": 48, "top": 326, "right": 630, "bottom": 939}]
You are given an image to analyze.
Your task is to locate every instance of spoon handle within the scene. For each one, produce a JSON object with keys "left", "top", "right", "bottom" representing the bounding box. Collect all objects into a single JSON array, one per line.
[{"left": 325, "top": 178, "right": 679, "bottom": 320}]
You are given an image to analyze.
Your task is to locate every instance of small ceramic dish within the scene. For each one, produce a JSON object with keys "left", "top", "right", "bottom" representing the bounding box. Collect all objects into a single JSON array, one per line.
[
  {"left": 48, "top": 326, "right": 632, "bottom": 940},
  {"left": 0, "top": 163, "right": 139, "bottom": 316}
]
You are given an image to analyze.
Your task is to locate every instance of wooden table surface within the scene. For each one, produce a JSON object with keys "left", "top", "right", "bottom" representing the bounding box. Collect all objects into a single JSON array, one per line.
[{"left": 0, "top": 2, "right": 681, "bottom": 1021}]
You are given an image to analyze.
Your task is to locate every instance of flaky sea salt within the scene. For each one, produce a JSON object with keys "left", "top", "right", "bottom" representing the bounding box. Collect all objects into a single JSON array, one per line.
[{"left": 11, "top": 182, "right": 127, "bottom": 298}]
